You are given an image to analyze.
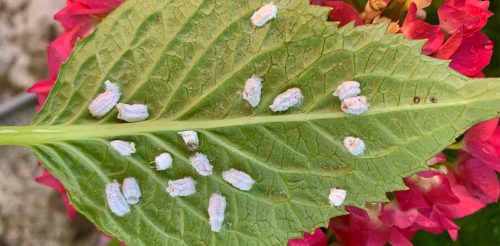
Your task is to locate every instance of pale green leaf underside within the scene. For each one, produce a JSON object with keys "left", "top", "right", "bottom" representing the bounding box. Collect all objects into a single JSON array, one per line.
[{"left": 24, "top": 0, "right": 500, "bottom": 245}]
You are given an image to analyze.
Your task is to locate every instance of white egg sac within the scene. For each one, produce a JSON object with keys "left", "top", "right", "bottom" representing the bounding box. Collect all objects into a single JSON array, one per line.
[
  {"left": 88, "top": 80, "right": 121, "bottom": 118},
  {"left": 189, "top": 152, "right": 213, "bottom": 176},
  {"left": 251, "top": 2, "right": 278, "bottom": 27},
  {"left": 208, "top": 193, "right": 227, "bottom": 232},
  {"left": 116, "top": 103, "right": 149, "bottom": 122},
  {"left": 178, "top": 131, "right": 199, "bottom": 151},
  {"left": 242, "top": 75, "right": 263, "bottom": 107},
  {"left": 166, "top": 177, "right": 196, "bottom": 197},
  {"left": 106, "top": 180, "right": 130, "bottom": 216},
  {"left": 341, "top": 96, "right": 369, "bottom": 115},
  {"left": 343, "top": 137, "right": 366, "bottom": 156},
  {"left": 222, "top": 168, "right": 255, "bottom": 191},
  {"left": 329, "top": 188, "right": 347, "bottom": 206},
  {"left": 110, "top": 140, "right": 136, "bottom": 156},
  {"left": 333, "top": 81, "right": 361, "bottom": 101},
  {"left": 122, "top": 177, "right": 141, "bottom": 205},
  {"left": 155, "top": 153, "right": 173, "bottom": 171},
  {"left": 269, "top": 88, "right": 304, "bottom": 112}
]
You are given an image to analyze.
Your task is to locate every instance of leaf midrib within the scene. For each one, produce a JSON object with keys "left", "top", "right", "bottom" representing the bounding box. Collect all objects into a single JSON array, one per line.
[{"left": 1, "top": 99, "right": 475, "bottom": 145}]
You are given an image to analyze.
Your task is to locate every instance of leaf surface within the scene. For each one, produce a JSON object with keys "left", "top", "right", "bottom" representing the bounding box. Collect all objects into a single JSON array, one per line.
[{"left": 9, "top": 0, "right": 500, "bottom": 245}]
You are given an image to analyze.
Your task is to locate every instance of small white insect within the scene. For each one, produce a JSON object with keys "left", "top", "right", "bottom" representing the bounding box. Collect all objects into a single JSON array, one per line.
[
  {"left": 222, "top": 168, "right": 255, "bottom": 191},
  {"left": 333, "top": 81, "right": 361, "bottom": 101},
  {"left": 122, "top": 177, "right": 141, "bottom": 205},
  {"left": 189, "top": 152, "right": 213, "bottom": 176},
  {"left": 242, "top": 75, "right": 263, "bottom": 107},
  {"left": 88, "top": 80, "right": 121, "bottom": 118},
  {"left": 166, "top": 177, "right": 196, "bottom": 197},
  {"left": 116, "top": 103, "right": 149, "bottom": 122},
  {"left": 343, "top": 136, "right": 366, "bottom": 156},
  {"left": 269, "top": 88, "right": 304, "bottom": 112},
  {"left": 251, "top": 2, "right": 278, "bottom": 27},
  {"left": 341, "top": 96, "right": 369, "bottom": 115},
  {"left": 178, "top": 131, "right": 199, "bottom": 151},
  {"left": 155, "top": 153, "right": 173, "bottom": 171},
  {"left": 329, "top": 188, "right": 347, "bottom": 206},
  {"left": 208, "top": 193, "right": 227, "bottom": 232},
  {"left": 106, "top": 180, "right": 130, "bottom": 216},
  {"left": 110, "top": 140, "right": 136, "bottom": 156}
]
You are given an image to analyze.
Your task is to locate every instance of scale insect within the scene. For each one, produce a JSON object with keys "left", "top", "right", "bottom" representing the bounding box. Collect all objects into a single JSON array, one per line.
[
  {"left": 88, "top": 80, "right": 121, "bottom": 118},
  {"left": 178, "top": 131, "right": 199, "bottom": 151},
  {"left": 251, "top": 2, "right": 278, "bottom": 27},
  {"left": 269, "top": 88, "right": 304, "bottom": 112},
  {"left": 105, "top": 180, "right": 130, "bottom": 216},
  {"left": 110, "top": 140, "right": 136, "bottom": 156},
  {"left": 122, "top": 177, "right": 141, "bottom": 205},
  {"left": 166, "top": 177, "right": 197, "bottom": 197},
  {"left": 329, "top": 188, "right": 347, "bottom": 207},
  {"left": 242, "top": 75, "right": 263, "bottom": 107},
  {"left": 222, "top": 168, "right": 255, "bottom": 191},
  {"left": 189, "top": 152, "right": 213, "bottom": 176},
  {"left": 116, "top": 103, "right": 149, "bottom": 122},
  {"left": 333, "top": 81, "right": 361, "bottom": 101},
  {"left": 208, "top": 193, "right": 227, "bottom": 232},
  {"left": 341, "top": 96, "right": 369, "bottom": 115},
  {"left": 343, "top": 137, "right": 366, "bottom": 156},
  {"left": 154, "top": 153, "right": 173, "bottom": 171}
]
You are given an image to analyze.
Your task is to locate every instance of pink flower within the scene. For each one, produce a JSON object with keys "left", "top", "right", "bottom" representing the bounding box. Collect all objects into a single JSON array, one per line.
[
  {"left": 35, "top": 168, "right": 77, "bottom": 219},
  {"left": 288, "top": 228, "right": 327, "bottom": 246},
  {"left": 27, "top": 79, "right": 55, "bottom": 112},
  {"left": 448, "top": 32, "right": 494, "bottom": 76},
  {"left": 438, "top": 0, "right": 493, "bottom": 36},
  {"left": 309, "top": 0, "right": 362, "bottom": 27},
  {"left": 401, "top": 3, "right": 445, "bottom": 55},
  {"left": 464, "top": 119, "right": 500, "bottom": 171},
  {"left": 46, "top": 28, "right": 79, "bottom": 80}
]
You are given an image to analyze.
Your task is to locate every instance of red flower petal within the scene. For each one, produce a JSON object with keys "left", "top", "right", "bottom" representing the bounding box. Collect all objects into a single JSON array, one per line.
[
  {"left": 288, "top": 228, "right": 327, "bottom": 246},
  {"left": 380, "top": 202, "right": 419, "bottom": 229},
  {"left": 427, "top": 152, "right": 446, "bottom": 166},
  {"left": 35, "top": 169, "right": 77, "bottom": 219},
  {"left": 47, "top": 28, "right": 79, "bottom": 79},
  {"left": 465, "top": 118, "right": 499, "bottom": 142},
  {"left": 449, "top": 32, "right": 494, "bottom": 76},
  {"left": 402, "top": 3, "right": 444, "bottom": 55},
  {"left": 455, "top": 155, "right": 500, "bottom": 203},
  {"left": 310, "top": 0, "right": 362, "bottom": 27},
  {"left": 438, "top": 0, "right": 493, "bottom": 36},
  {"left": 435, "top": 26, "right": 463, "bottom": 60}
]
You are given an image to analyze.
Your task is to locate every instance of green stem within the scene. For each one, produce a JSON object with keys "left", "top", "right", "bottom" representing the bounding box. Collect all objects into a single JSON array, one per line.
[{"left": 447, "top": 141, "right": 464, "bottom": 150}]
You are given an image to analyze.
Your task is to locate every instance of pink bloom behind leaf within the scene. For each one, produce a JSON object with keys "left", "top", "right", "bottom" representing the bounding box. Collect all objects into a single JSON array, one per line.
[
  {"left": 438, "top": 0, "right": 493, "bottom": 36},
  {"left": 288, "top": 228, "right": 327, "bottom": 246},
  {"left": 401, "top": 3, "right": 445, "bottom": 55},
  {"left": 310, "top": 0, "right": 362, "bottom": 27},
  {"left": 449, "top": 32, "right": 494, "bottom": 76},
  {"left": 35, "top": 169, "right": 77, "bottom": 219}
]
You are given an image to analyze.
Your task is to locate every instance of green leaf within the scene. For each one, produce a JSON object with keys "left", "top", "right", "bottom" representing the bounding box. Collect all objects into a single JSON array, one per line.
[{"left": 1, "top": 0, "right": 500, "bottom": 245}]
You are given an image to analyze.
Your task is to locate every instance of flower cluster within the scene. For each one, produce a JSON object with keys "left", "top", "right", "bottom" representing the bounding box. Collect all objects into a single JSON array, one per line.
[
  {"left": 290, "top": 0, "right": 499, "bottom": 245},
  {"left": 29, "top": 0, "right": 124, "bottom": 219}
]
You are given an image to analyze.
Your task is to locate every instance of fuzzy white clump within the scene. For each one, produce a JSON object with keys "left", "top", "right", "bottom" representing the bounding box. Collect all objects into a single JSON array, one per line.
[
  {"left": 333, "top": 81, "right": 361, "bottom": 101},
  {"left": 122, "top": 177, "right": 141, "bottom": 205},
  {"left": 341, "top": 96, "right": 369, "bottom": 115},
  {"left": 242, "top": 75, "right": 263, "bottom": 107},
  {"left": 155, "top": 153, "right": 173, "bottom": 171},
  {"left": 106, "top": 180, "right": 130, "bottom": 216},
  {"left": 269, "top": 88, "right": 304, "bottom": 112},
  {"left": 343, "top": 137, "right": 366, "bottom": 156},
  {"left": 329, "top": 188, "right": 347, "bottom": 206},
  {"left": 166, "top": 177, "right": 196, "bottom": 197},
  {"left": 222, "top": 168, "right": 255, "bottom": 191},
  {"left": 178, "top": 131, "right": 199, "bottom": 151},
  {"left": 208, "top": 193, "right": 227, "bottom": 232},
  {"left": 116, "top": 103, "right": 149, "bottom": 122},
  {"left": 88, "top": 80, "right": 121, "bottom": 118},
  {"left": 110, "top": 140, "right": 136, "bottom": 156},
  {"left": 189, "top": 152, "right": 213, "bottom": 176},
  {"left": 251, "top": 2, "right": 278, "bottom": 27}
]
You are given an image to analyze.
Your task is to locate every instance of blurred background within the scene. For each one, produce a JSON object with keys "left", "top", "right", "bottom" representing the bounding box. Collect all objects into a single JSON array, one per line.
[
  {"left": 0, "top": 0, "right": 499, "bottom": 245},
  {"left": 0, "top": 0, "right": 99, "bottom": 245}
]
